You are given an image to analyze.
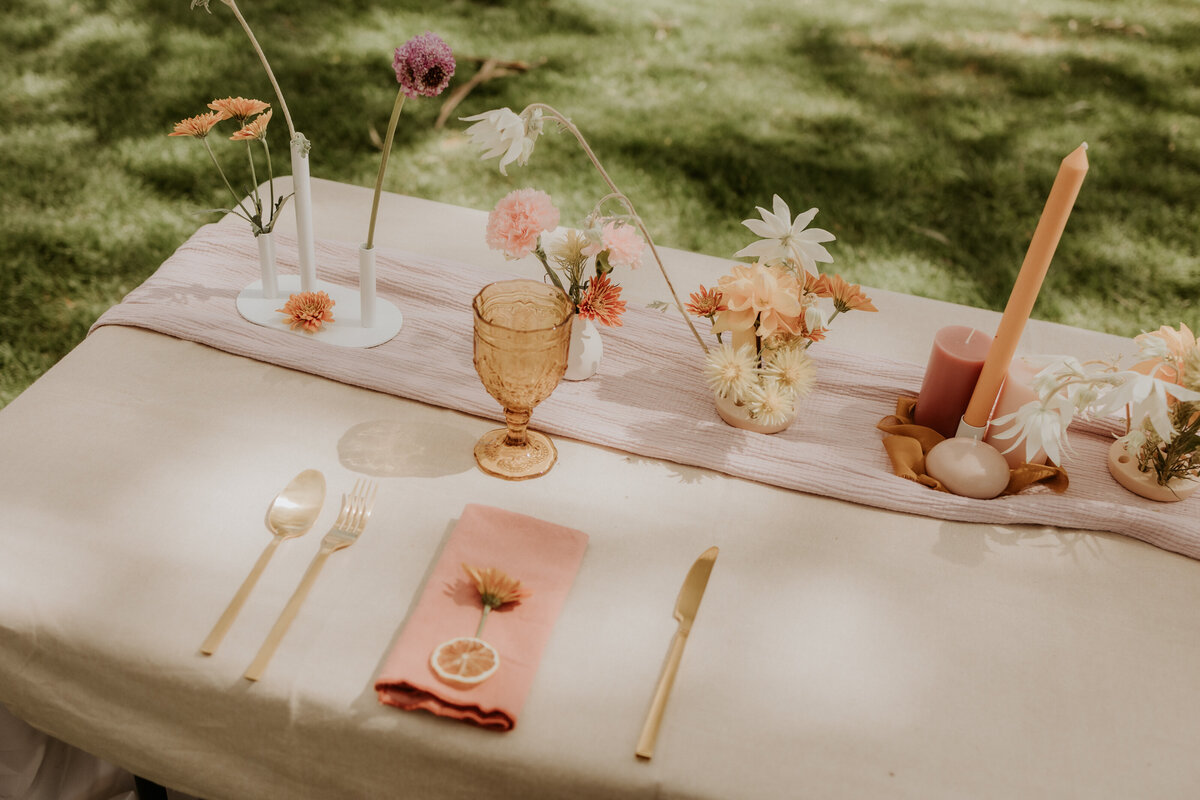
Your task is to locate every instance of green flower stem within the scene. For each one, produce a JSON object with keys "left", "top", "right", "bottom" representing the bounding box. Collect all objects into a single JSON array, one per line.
[
  {"left": 244, "top": 140, "right": 263, "bottom": 221},
  {"left": 534, "top": 245, "right": 569, "bottom": 297},
  {"left": 366, "top": 91, "right": 406, "bottom": 250},
  {"left": 224, "top": 0, "right": 296, "bottom": 139},
  {"left": 242, "top": 139, "right": 264, "bottom": 226},
  {"left": 475, "top": 605, "right": 491, "bottom": 638},
  {"left": 524, "top": 102, "right": 708, "bottom": 354},
  {"left": 201, "top": 137, "right": 257, "bottom": 229}
]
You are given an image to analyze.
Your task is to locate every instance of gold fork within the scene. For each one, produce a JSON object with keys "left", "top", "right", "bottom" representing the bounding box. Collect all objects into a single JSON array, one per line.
[{"left": 243, "top": 479, "right": 378, "bottom": 682}]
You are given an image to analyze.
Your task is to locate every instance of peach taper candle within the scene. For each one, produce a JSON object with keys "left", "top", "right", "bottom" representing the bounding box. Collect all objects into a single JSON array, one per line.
[{"left": 958, "top": 142, "right": 1089, "bottom": 439}]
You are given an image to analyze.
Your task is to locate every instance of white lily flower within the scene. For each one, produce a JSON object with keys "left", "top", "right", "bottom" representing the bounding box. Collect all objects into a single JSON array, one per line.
[
  {"left": 990, "top": 394, "right": 1075, "bottom": 465},
  {"left": 1031, "top": 362, "right": 1068, "bottom": 398},
  {"left": 1136, "top": 335, "right": 1171, "bottom": 361},
  {"left": 1119, "top": 429, "right": 1148, "bottom": 454},
  {"left": 1110, "top": 372, "right": 1200, "bottom": 441},
  {"left": 1066, "top": 381, "right": 1101, "bottom": 411},
  {"left": 460, "top": 107, "right": 541, "bottom": 176},
  {"left": 733, "top": 195, "right": 835, "bottom": 275}
]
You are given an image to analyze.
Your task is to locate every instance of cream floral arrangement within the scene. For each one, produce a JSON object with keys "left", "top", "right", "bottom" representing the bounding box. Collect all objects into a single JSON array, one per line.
[{"left": 688, "top": 196, "right": 878, "bottom": 428}]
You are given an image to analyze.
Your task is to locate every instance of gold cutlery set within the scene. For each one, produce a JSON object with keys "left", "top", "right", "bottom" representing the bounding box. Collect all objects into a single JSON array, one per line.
[
  {"left": 200, "top": 472, "right": 716, "bottom": 759},
  {"left": 200, "top": 471, "right": 378, "bottom": 681}
]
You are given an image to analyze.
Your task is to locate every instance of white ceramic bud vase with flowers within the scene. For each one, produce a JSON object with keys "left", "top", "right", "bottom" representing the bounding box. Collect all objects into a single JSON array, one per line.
[
  {"left": 688, "top": 196, "right": 878, "bottom": 433},
  {"left": 989, "top": 323, "right": 1200, "bottom": 502},
  {"left": 565, "top": 314, "right": 603, "bottom": 381},
  {"left": 185, "top": 0, "right": 408, "bottom": 348},
  {"left": 484, "top": 190, "right": 644, "bottom": 380},
  {"left": 167, "top": 97, "right": 289, "bottom": 298},
  {"left": 462, "top": 101, "right": 712, "bottom": 374}
]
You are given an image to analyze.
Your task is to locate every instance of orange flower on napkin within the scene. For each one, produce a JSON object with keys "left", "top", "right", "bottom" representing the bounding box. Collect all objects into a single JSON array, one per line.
[
  {"left": 463, "top": 564, "right": 530, "bottom": 612},
  {"left": 277, "top": 291, "right": 335, "bottom": 333},
  {"left": 375, "top": 504, "right": 588, "bottom": 731}
]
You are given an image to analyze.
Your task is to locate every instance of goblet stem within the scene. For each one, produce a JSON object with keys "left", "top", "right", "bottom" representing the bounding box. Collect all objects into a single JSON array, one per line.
[{"left": 504, "top": 408, "right": 531, "bottom": 447}]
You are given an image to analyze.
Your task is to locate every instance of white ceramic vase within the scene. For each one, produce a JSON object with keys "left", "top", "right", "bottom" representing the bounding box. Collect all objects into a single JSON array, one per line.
[
  {"left": 359, "top": 244, "right": 376, "bottom": 328},
  {"left": 713, "top": 391, "right": 798, "bottom": 435},
  {"left": 564, "top": 315, "right": 602, "bottom": 381},
  {"left": 255, "top": 230, "right": 278, "bottom": 300},
  {"left": 290, "top": 134, "right": 317, "bottom": 292},
  {"left": 1107, "top": 439, "right": 1199, "bottom": 502}
]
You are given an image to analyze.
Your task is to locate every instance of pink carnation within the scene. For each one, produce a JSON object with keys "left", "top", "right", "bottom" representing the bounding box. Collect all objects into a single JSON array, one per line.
[
  {"left": 485, "top": 189, "right": 560, "bottom": 259},
  {"left": 599, "top": 221, "right": 645, "bottom": 269}
]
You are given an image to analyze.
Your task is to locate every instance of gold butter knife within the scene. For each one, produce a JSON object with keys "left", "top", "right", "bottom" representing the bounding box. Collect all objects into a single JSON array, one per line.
[{"left": 636, "top": 545, "right": 719, "bottom": 760}]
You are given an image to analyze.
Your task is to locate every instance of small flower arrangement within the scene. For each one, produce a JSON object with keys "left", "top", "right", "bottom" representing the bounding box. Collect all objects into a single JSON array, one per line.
[
  {"left": 991, "top": 323, "right": 1200, "bottom": 489},
  {"left": 689, "top": 195, "right": 877, "bottom": 426},
  {"left": 168, "top": 97, "right": 290, "bottom": 235},
  {"left": 461, "top": 103, "right": 703, "bottom": 349},
  {"left": 484, "top": 188, "right": 644, "bottom": 327}
]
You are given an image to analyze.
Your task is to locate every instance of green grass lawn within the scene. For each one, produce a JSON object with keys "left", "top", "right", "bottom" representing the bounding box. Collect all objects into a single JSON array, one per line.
[{"left": 2, "top": 0, "right": 1197, "bottom": 406}]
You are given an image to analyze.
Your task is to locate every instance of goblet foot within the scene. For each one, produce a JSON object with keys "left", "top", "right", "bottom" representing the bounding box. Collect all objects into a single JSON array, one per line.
[{"left": 473, "top": 428, "right": 559, "bottom": 480}]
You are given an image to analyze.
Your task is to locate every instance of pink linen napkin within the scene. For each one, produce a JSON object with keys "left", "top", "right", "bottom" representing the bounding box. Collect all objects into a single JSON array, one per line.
[{"left": 375, "top": 504, "right": 588, "bottom": 731}]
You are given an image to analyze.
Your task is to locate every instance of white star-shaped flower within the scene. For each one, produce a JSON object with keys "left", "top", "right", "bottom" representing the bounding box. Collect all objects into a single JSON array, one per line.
[
  {"left": 989, "top": 394, "right": 1076, "bottom": 465},
  {"left": 1095, "top": 371, "right": 1200, "bottom": 442},
  {"left": 733, "top": 195, "right": 835, "bottom": 275},
  {"left": 460, "top": 107, "right": 540, "bottom": 176}
]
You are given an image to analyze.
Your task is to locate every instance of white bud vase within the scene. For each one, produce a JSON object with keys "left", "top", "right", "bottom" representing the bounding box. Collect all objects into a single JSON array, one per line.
[
  {"left": 255, "top": 230, "right": 278, "bottom": 299},
  {"left": 359, "top": 244, "right": 376, "bottom": 328},
  {"left": 290, "top": 134, "right": 317, "bottom": 292},
  {"left": 1107, "top": 439, "right": 1199, "bottom": 502},
  {"left": 564, "top": 315, "right": 602, "bottom": 381}
]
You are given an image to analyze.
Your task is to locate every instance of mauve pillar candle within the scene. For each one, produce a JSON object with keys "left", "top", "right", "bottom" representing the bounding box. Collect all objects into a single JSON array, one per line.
[{"left": 913, "top": 325, "right": 994, "bottom": 438}]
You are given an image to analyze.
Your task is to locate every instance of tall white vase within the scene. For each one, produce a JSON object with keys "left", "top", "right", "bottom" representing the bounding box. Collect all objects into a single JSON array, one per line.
[
  {"left": 290, "top": 134, "right": 317, "bottom": 292},
  {"left": 564, "top": 315, "right": 602, "bottom": 381},
  {"left": 256, "top": 230, "right": 278, "bottom": 300},
  {"left": 359, "top": 244, "right": 376, "bottom": 328}
]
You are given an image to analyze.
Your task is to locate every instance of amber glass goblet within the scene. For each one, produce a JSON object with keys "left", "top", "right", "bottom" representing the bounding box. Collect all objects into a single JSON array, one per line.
[{"left": 472, "top": 279, "right": 573, "bottom": 480}]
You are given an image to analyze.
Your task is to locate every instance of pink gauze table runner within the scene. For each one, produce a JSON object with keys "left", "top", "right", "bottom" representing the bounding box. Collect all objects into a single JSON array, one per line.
[{"left": 91, "top": 217, "right": 1200, "bottom": 560}]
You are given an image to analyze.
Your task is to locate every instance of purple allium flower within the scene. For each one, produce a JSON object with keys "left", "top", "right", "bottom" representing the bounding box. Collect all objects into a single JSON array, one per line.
[{"left": 393, "top": 32, "right": 456, "bottom": 99}]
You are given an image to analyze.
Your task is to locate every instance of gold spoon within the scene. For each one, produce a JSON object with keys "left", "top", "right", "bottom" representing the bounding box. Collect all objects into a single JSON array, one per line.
[{"left": 200, "top": 469, "right": 326, "bottom": 655}]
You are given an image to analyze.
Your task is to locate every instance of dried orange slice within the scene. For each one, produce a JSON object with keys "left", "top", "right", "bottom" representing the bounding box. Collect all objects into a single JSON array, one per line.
[{"left": 430, "top": 637, "right": 499, "bottom": 686}]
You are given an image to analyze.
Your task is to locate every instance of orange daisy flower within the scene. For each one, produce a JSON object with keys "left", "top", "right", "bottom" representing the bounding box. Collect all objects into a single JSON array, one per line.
[
  {"left": 167, "top": 110, "right": 228, "bottom": 138},
  {"left": 804, "top": 271, "right": 832, "bottom": 298},
  {"left": 824, "top": 273, "right": 878, "bottom": 313},
  {"left": 462, "top": 564, "right": 531, "bottom": 610},
  {"left": 208, "top": 96, "right": 270, "bottom": 123},
  {"left": 686, "top": 284, "right": 727, "bottom": 318},
  {"left": 577, "top": 273, "right": 627, "bottom": 327},
  {"left": 276, "top": 291, "right": 335, "bottom": 333},
  {"left": 230, "top": 108, "right": 273, "bottom": 141},
  {"left": 800, "top": 325, "right": 828, "bottom": 343}
]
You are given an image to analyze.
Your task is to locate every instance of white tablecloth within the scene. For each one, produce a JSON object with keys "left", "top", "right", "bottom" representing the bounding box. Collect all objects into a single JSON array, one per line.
[{"left": 3, "top": 179, "right": 1198, "bottom": 800}]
